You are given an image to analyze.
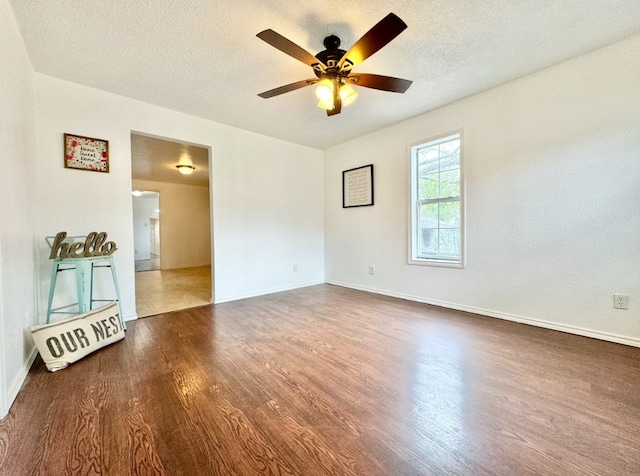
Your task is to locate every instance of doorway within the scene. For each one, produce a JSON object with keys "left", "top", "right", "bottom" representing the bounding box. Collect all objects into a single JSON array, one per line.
[
  {"left": 130, "top": 132, "right": 213, "bottom": 317},
  {"left": 132, "top": 190, "right": 161, "bottom": 272}
]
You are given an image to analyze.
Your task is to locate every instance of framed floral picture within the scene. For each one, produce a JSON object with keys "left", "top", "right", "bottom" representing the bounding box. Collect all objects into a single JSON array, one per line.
[{"left": 64, "top": 133, "right": 109, "bottom": 172}]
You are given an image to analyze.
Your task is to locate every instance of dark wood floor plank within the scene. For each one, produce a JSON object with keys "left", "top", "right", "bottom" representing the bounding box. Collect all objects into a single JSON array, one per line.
[
  {"left": 121, "top": 397, "right": 167, "bottom": 476},
  {"left": 65, "top": 383, "right": 104, "bottom": 475},
  {"left": 1, "top": 284, "right": 639, "bottom": 475}
]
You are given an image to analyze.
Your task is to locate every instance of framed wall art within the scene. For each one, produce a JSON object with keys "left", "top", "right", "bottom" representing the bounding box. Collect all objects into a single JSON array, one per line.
[
  {"left": 342, "top": 164, "right": 374, "bottom": 208},
  {"left": 64, "top": 133, "right": 109, "bottom": 172}
]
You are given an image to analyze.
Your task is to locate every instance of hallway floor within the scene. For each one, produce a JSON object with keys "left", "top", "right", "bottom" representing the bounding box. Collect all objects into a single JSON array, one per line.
[
  {"left": 135, "top": 266, "right": 211, "bottom": 317},
  {"left": 134, "top": 254, "right": 161, "bottom": 272}
]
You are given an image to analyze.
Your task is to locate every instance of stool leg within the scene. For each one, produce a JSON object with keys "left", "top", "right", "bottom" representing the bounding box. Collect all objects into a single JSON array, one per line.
[
  {"left": 108, "top": 258, "right": 126, "bottom": 330},
  {"left": 76, "top": 260, "right": 91, "bottom": 314},
  {"left": 89, "top": 262, "right": 95, "bottom": 310},
  {"left": 46, "top": 261, "right": 61, "bottom": 324}
]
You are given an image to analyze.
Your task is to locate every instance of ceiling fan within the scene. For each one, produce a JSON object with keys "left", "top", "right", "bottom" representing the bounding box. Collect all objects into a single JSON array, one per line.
[{"left": 256, "top": 13, "right": 412, "bottom": 116}]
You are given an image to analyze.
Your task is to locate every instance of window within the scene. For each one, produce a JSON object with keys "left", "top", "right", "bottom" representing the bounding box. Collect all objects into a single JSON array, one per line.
[{"left": 410, "top": 132, "right": 464, "bottom": 267}]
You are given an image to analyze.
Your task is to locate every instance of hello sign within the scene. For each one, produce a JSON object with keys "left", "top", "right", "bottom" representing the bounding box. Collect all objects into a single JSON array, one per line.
[{"left": 49, "top": 231, "right": 117, "bottom": 259}]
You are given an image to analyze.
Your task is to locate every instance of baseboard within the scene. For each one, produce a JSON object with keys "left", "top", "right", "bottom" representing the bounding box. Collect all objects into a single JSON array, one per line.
[
  {"left": 2, "top": 345, "right": 39, "bottom": 419},
  {"left": 214, "top": 280, "right": 325, "bottom": 304},
  {"left": 326, "top": 280, "right": 640, "bottom": 348}
]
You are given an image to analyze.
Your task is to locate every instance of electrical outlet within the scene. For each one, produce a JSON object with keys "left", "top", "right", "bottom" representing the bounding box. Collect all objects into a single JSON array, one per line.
[
  {"left": 613, "top": 294, "right": 629, "bottom": 310},
  {"left": 293, "top": 264, "right": 299, "bottom": 272},
  {"left": 368, "top": 265, "right": 375, "bottom": 275}
]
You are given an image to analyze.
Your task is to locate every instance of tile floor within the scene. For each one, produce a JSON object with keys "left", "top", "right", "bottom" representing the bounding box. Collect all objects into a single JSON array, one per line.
[
  {"left": 134, "top": 266, "right": 211, "bottom": 318},
  {"left": 134, "top": 255, "right": 161, "bottom": 272}
]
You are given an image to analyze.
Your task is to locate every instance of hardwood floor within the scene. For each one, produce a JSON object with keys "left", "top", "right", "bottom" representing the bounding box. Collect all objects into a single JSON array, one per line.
[
  {"left": 135, "top": 266, "right": 211, "bottom": 317},
  {"left": 1, "top": 285, "right": 639, "bottom": 475}
]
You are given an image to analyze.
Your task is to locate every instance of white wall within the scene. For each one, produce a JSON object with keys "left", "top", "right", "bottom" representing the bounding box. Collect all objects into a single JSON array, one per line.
[
  {"left": 33, "top": 74, "right": 325, "bottom": 320},
  {"left": 132, "top": 180, "right": 211, "bottom": 270},
  {"left": 132, "top": 194, "right": 160, "bottom": 260},
  {"left": 0, "top": 0, "right": 38, "bottom": 417},
  {"left": 211, "top": 134, "right": 326, "bottom": 302},
  {"left": 325, "top": 35, "right": 640, "bottom": 346}
]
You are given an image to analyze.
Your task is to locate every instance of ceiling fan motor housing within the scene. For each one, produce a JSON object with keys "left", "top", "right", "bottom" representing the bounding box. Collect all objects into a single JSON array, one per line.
[{"left": 314, "top": 35, "right": 346, "bottom": 77}]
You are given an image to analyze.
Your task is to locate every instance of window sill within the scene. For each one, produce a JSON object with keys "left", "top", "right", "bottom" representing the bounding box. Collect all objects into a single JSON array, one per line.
[{"left": 409, "top": 258, "right": 464, "bottom": 269}]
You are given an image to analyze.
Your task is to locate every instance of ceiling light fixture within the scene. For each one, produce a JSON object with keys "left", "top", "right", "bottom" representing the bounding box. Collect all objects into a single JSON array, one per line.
[
  {"left": 339, "top": 83, "right": 358, "bottom": 106},
  {"left": 315, "top": 76, "right": 358, "bottom": 112},
  {"left": 315, "top": 78, "right": 334, "bottom": 101},
  {"left": 176, "top": 153, "right": 196, "bottom": 175},
  {"left": 176, "top": 164, "right": 196, "bottom": 175}
]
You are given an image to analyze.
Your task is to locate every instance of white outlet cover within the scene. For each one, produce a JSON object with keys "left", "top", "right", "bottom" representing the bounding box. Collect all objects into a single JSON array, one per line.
[{"left": 614, "top": 294, "right": 629, "bottom": 310}]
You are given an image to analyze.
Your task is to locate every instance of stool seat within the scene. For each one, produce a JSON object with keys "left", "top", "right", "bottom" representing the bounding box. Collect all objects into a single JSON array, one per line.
[{"left": 45, "top": 237, "right": 125, "bottom": 330}]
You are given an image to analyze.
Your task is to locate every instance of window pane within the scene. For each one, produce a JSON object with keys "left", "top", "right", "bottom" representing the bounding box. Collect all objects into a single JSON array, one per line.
[
  {"left": 438, "top": 229, "right": 460, "bottom": 258},
  {"left": 419, "top": 228, "right": 438, "bottom": 256},
  {"left": 419, "top": 203, "right": 438, "bottom": 226},
  {"left": 419, "top": 173, "right": 439, "bottom": 200},
  {"left": 439, "top": 139, "right": 460, "bottom": 171},
  {"left": 439, "top": 169, "right": 460, "bottom": 198},
  {"left": 418, "top": 147, "right": 440, "bottom": 174},
  {"left": 439, "top": 201, "right": 460, "bottom": 228}
]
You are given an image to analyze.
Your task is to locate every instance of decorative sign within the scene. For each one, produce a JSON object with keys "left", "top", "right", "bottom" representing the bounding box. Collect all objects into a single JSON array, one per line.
[
  {"left": 64, "top": 133, "right": 109, "bottom": 172},
  {"left": 343, "top": 164, "right": 374, "bottom": 208},
  {"left": 49, "top": 231, "right": 118, "bottom": 259},
  {"left": 30, "top": 302, "right": 124, "bottom": 372}
]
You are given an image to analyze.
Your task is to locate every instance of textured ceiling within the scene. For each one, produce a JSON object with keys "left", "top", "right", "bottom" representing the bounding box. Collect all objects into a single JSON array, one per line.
[{"left": 9, "top": 0, "right": 640, "bottom": 150}]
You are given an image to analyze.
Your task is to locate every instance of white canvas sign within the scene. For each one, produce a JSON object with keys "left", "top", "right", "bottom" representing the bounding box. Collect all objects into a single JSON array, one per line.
[{"left": 30, "top": 301, "right": 124, "bottom": 372}]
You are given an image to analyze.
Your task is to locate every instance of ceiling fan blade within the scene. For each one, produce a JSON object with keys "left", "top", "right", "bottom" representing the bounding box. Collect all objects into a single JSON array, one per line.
[
  {"left": 258, "top": 78, "right": 318, "bottom": 98},
  {"left": 346, "top": 73, "right": 412, "bottom": 93},
  {"left": 257, "top": 29, "right": 325, "bottom": 69},
  {"left": 338, "top": 13, "right": 407, "bottom": 71}
]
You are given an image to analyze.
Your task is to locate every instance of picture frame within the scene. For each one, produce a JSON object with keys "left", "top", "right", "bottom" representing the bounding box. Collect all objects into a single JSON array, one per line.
[
  {"left": 64, "top": 133, "right": 109, "bottom": 173},
  {"left": 342, "top": 164, "right": 374, "bottom": 208}
]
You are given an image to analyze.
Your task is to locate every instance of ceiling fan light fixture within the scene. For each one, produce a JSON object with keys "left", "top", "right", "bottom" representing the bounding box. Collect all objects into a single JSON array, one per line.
[
  {"left": 339, "top": 83, "right": 358, "bottom": 106},
  {"left": 315, "top": 78, "right": 334, "bottom": 101},
  {"left": 317, "top": 98, "right": 335, "bottom": 110}
]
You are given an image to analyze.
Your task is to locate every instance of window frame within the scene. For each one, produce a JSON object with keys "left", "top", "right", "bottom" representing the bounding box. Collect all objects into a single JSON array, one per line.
[{"left": 408, "top": 130, "right": 465, "bottom": 268}]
